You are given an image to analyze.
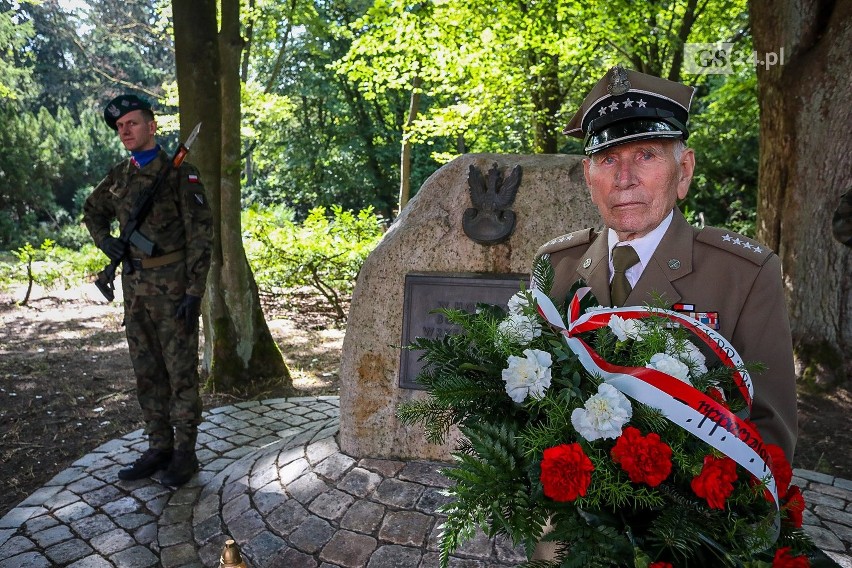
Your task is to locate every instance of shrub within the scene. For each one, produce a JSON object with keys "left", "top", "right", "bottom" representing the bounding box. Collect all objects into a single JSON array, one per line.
[{"left": 244, "top": 204, "right": 384, "bottom": 320}]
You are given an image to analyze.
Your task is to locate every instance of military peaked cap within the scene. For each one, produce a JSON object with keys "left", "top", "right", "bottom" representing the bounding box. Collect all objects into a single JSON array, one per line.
[{"left": 563, "top": 65, "right": 696, "bottom": 154}]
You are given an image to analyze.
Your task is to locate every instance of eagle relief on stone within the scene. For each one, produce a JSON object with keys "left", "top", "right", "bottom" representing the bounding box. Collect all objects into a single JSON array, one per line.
[{"left": 462, "top": 163, "right": 523, "bottom": 245}]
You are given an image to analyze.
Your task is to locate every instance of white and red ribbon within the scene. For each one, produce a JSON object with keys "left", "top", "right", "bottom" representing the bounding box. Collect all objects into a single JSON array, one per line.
[{"left": 532, "top": 288, "right": 779, "bottom": 512}]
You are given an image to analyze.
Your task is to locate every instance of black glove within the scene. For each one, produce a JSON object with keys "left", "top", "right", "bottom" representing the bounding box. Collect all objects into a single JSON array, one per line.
[
  {"left": 175, "top": 294, "right": 202, "bottom": 332},
  {"left": 100, "top": 236, "right": 127, "bottom": 262}
]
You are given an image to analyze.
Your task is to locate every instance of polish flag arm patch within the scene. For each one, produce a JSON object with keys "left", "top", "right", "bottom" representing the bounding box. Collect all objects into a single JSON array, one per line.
[{"left": 187, "top": 174, "right": 200, "bottom": 183}]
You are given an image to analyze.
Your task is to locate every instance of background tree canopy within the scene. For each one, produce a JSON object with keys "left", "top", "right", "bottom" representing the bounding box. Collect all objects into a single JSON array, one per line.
[{"left": 1, "top": 0, "right": 758, "bottom": 248}]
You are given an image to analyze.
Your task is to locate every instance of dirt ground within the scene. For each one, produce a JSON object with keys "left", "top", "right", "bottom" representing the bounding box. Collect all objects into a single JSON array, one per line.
[{"left": 1, "top": 284, "right": 850, "bottom": 520}]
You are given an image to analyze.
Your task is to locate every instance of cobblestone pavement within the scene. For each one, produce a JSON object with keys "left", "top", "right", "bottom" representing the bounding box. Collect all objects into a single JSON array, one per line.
[{"left": 0, "top": 396, "right": 850, "bottom": 567}]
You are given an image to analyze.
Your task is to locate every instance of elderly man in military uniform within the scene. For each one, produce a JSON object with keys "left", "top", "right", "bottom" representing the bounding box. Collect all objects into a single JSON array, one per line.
[
  {"left": 536, "top": 66, "right": 797, "bottom": 461},
  {"left": 83, "top": 95, "right": 213, "bottom": 487}
]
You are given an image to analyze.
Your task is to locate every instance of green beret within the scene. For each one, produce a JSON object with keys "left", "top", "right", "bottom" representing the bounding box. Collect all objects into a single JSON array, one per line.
[{"left": 103, "top": 94, "right": 153, "bottom": 130}]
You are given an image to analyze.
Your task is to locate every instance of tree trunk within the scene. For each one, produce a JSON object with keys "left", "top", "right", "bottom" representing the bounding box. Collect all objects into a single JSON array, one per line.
[
  {"left": 173, "top": 0, "right": 291, "bottom": 390},
  {"left": 398, "top": 76, "right": 422, "bottom": 213},
  {"left": 750, "top": 0, "right": 852, "bottom": 384}
]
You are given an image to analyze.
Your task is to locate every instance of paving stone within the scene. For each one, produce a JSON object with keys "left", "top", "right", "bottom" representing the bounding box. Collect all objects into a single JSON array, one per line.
[
  {"left": 44, "top": 489, "right": 80, "bottom": 511},
  {"left": 398, "top": 462, "right": 453, "bottom": 488},
  {"left": 337, "top": 467, "right": 383, "bottom": 498},
  {"left": 373, "top": 479, "right": 425, "bottom": 509},
  {"left": 90, "top": 528, "right": 135, "bottom": 555},
  {"left": 823, "top": 552, "right": 852, "bottom": 568},
  {"left": 160, "top": 543, "right": 198, "bottom": 567},
  {"left": 158, "top": 520, "right": 193, "bottom": 547},
  {"left": 244, "top": 530, "right": 287, "bottom": 561},
  {"left": 0, "top": 535, "right": 36, "bottom": 561},
  {"left": 306, "top": 438, "right": 340, "bottom": 465},
  {"left": 835, "top": 478, "right": 852, "bottom": 492},
  {"left": 814, "top": 505, "right": 852, "bottom": 528},
  {"left": 113, "top": 512, "right": 155, "bottom": 530},
  {"left": 250, "top": 461, "right": 280, "bottom": 491},
  {"left": 0, "top": 529, "right": 13, "bottom": 549},
  {"left": 67, "top": 476, "right": 107, "bottom": 495},
  {"left": 144, "top": 494, "right": 170, "bottom": 516},
  {"left": 223, "top": 493, "right": 252, "bottom": 523},
  {"left": 81, "top": 484, "right": 125, "bottom": 508},
  {"left": 71, "top": 513, "right": 117, "bottom": 539},
  {"left": 254, "top": 482, "right": 288, "bottom": 515},
  {"left": 161, "top": 503, "right": 193, "bottom": 524},
  {"left": 358, "top": 458, "right": 406, "bottom": 478},
  {"left": 289, "top": 472, "right": 328, "bottom": 504},
  {"left": 101, "top": 496, "right": 141, "bottom": 517},
  {"left": 223, "top": 477, "right": 250, "bottom": 504},
  {"left": 416, "top": 487, "right": 454, "bottom": 515},
  {"left": 206, "top": 439, "right": 236, "bottom": 453},
  {"left": 195, "top": 493, "right": 221, "bottom": 521},
  {"left": 45, "top": 538, "right": 93, "bottom": 564},
  {"left": 54, "top": 502, "right": 97, "bottom": 523},
  {"left": 45, "top": 467, "right": 87, "bottom": 487},
  {"left": 67, "top": 554, "right": 115, "bottom": 568},
  {"left": 229, "top": 509, "right": 267, "bottom": 542},
  {"left": 197, "top": 535, "right": 231, "bottom": 566},
  {"left": 805, "top": 490, "right": 848, "bottom": 510},
  {"left": 314, "top": 453, "right": 355, "bottom": 481},
  {"left": 30, "top": 524, "right": 75, "bottom": 547},
  {"left": 18, "top": 485, "right": 62, "bottom": 507},
  {"left": 24, "top": 514, "right": 58, "bottom": 533},
  {"left": 309, "top": 489, "right": 355, "bottom": 521},
  {"left": 193, "top": 514, "right": 223, "bottom": 545},
  {"left": 133, "top": 522, "right": 158, "bottom": 547},
  {"left": 454, "top": 527, "right": 495, "bottom": 559},
  {"left": 494, "top": 534, "right": 527, "bottom": 563},
  {"left": 267, "top": 499, "right": 310, "bottom": 537},
  {"left": 320, "top": 529, "right": 378, "bottom": 567},
  {"left": 824, "top": 521, "right": 852, "bottom": 542},
  {"left": 0, "top": 506, "right": 46, "bottom": 530},
  {"left": 288, "top": 516, "right": 336, "bottom": 554},
  {"left": 795, "top": 469, "right": 836, "bottom": 485},
  {"left": 367, "top": 544, "right": 422, "bottom": 568},
  {"left": 0, "top": 551, "right": 51, "bottom": 568},
  {"left": 110, "top": 544, "right": 160, "bottom": 567},
  {"left": 280, "top": 458, "right": 310, "bottom": 485},
  {"left": 341, "top": 500, "right": 386, "bottom": 534},
  {"left": 267, "top": 546, "right": 318, "bottom": 568},
  {"left": 378, "top": 511, "right": 432, "bottom": 547},
  {"left": 804, "top": 525, "right": 845, "bottom": 551}
]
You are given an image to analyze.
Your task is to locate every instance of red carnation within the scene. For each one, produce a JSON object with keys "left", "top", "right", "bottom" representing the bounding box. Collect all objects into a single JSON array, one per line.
[
  {"left": 767, "top": 444, "right": 793, "bottom": 498},
  {"left": 784, "top": 485, "right": 805, "bottom": 528},
  {"left": 540, "top": 443, "right": 594, "bottom": 502},
  {"left": 772, "top": 546, "right": 810, "bottom": 567},
  {"left": 611, "top": 426, "right": 673, "bottom": 487},
  {"left": 691, "top": 455, "right": 738, "bottom": 510},
  {"left": 649, "top": 563, "right": 673, "bottom": 568}
]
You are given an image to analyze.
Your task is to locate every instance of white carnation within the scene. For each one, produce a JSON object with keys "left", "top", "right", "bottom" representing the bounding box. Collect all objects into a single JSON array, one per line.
[
  {"left": 608, "top": 315, "right": 646, "bottom": 341},
  {"left": 502, "top": 349, "right": 553, "bottom": 403},
  {"left": 570, "top": 383, "right": 633, "bottom": 441},
  {"left": 646, "top": 352, "right": 691, "bottom": 383},
  {"left": 669, "top": 337, "right": 708, "bottom": 376},
  {"left": 506, "top": 292, "right": 530, "bottom": 315},
  {"left": 497, "top": 312, "right": 541, "bottom": 345}
]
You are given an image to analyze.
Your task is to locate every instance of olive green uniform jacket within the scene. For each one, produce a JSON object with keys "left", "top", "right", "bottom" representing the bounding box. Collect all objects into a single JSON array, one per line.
[{"left": 536, "top": 208, "right": 798, "bottom": 461}]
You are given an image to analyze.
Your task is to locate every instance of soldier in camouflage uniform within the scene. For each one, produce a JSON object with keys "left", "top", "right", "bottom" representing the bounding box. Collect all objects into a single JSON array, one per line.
[
  {"left": 83, "top": 95, "right": 213, "bottom": 487},
  {"left": 833, "top": 190, "right": 852, "bottom": 247}
]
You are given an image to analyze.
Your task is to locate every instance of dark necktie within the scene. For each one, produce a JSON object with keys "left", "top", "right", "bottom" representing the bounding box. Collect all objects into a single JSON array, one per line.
[{"left": 611, "top": 245, "right": 640, "bottom": 307}]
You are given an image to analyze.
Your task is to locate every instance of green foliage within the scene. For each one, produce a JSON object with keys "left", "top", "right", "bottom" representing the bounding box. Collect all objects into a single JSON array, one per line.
[
  {"left": 0, "top": 239, "right": 105, "bottom": 299},
  {"left": 244, "top": 204, "right": 384, "bottom": 320}
]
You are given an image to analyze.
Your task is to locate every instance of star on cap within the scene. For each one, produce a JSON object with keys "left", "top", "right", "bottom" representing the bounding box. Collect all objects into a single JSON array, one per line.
[
  {"left": 732, "top": 237, "right": 742, "bottom": 245},
  {"left": 742, "top": 241, "right": 753, "bottom": 250},
  {"left": 623, "top": 98, "right": 634, "bottom": 107},
  {"left": 598, "top": 106, "right": 607, "bottom": 116},
  {"left": 637, "top": 98, "right": 647, "bottom": 108},
  {"left": 609, "top": 101, "right": 619, "bottom": 112},
  {"left": 722, "top": 234, "right": 732, "bottom": 242}
]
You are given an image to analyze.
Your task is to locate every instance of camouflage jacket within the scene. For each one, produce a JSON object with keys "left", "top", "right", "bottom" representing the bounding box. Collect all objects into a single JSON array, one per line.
[
  {"left": 83, "top": 149, "right": 214, "bottom": 297},
  {"left": 833, "top": 190, "right": 852, "bottom": 247}
]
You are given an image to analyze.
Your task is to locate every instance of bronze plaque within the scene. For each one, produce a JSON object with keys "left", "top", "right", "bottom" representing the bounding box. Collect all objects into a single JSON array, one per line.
[{"left": 398, "top": 272, "right": 528, "bottom": 390}]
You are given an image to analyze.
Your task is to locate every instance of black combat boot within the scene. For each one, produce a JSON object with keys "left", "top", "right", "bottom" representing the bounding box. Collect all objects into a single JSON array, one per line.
[
  {"left": 160, "top": 449, "right": 199, "bottom": 487},
  {"left": 117, "top": 448, "right": 173, "bottom": 481}
]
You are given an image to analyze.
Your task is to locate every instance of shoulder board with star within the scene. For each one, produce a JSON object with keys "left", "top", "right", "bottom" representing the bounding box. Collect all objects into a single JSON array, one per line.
[
  {"left": 696, "top": 226, "right": 773, "bottom": 266},
  {"left": 537, "top": 228, "right": 594, "bottom": 256}
]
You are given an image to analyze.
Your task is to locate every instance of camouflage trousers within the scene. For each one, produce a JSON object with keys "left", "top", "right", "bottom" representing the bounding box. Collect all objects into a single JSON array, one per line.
[{"left": 124, "top": 292, "right": 202, "bottom": 452}]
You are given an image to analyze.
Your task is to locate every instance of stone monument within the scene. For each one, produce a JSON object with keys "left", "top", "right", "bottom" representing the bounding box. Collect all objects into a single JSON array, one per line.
[{"left": 339, "top": 153, "right": 599, "bottom": 460}]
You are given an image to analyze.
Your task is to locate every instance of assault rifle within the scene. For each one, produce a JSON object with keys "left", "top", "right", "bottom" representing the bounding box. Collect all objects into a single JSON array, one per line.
[{"left": 94, "top": 122, "right": 202, "bottom": 302}]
